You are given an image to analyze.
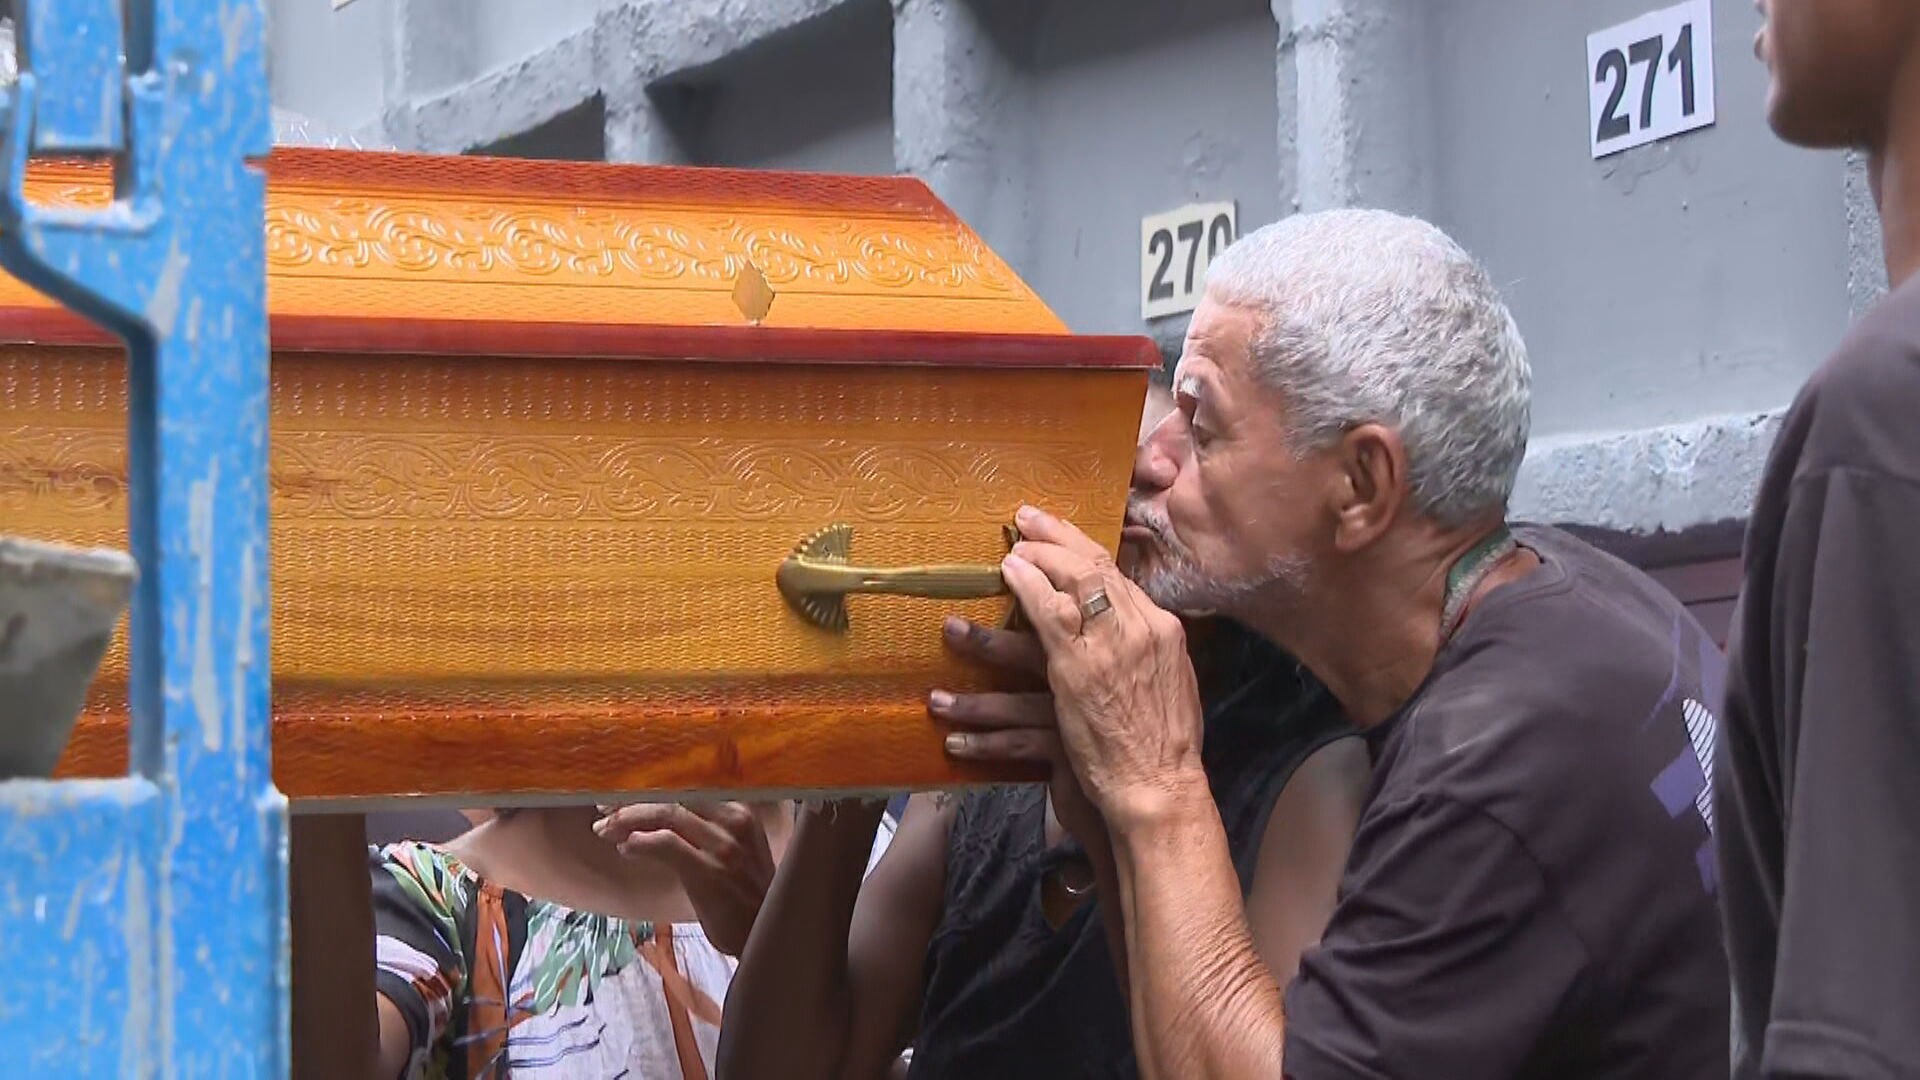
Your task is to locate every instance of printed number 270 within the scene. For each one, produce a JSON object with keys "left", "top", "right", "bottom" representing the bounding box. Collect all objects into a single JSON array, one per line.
[
  {"left": 1147, "top": 212, "right": 1234, "bottom": 303},
  {"left": 1595, "top": 23, "right": 1696, "bottom": 143}
]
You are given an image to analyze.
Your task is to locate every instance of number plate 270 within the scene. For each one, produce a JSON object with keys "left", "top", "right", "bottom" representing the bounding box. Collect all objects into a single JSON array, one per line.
[
  {"left": 1140, "top": 202, "right": 1237, "bottom": 320},
  {"left": 1586, "top": 0, "right": 1715, "bottom": 159}
]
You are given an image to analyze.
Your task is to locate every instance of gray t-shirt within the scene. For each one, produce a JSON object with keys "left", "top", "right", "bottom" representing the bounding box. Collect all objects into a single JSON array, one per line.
[
  {"left": 1285, "top": 526, "right": 1730, "bottom": 1079},
  {"left": 1717, "top": 275, "right": 1920, "bottom": 1080}
]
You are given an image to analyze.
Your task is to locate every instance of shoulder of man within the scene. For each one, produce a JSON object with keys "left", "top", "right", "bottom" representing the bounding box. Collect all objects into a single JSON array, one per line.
[
  {"left": 1387, "top": 533, "right": 1722, "bottom": 851},
  {"left": 1789, "top": 275, "right": 1920, "bottom": 481}
]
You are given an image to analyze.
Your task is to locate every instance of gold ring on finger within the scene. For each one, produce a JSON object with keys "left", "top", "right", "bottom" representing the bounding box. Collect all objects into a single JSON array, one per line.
[{"left": 1080, "top": 588, "right": 1113, "bottom": 621}]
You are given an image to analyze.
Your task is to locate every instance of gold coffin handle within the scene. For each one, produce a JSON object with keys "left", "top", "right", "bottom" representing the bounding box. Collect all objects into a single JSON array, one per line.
[{"left": 778, "top": 522, "right": 1021, "bottom": 632}]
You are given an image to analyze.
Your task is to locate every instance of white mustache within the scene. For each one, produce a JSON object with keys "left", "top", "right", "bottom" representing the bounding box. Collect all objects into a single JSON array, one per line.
[
  {"left": 1124, "top": 498, "right": 1184, "bottom": 555},
  {"left": 1124, "top": 498, "right": 1163, "bottom": 534}
]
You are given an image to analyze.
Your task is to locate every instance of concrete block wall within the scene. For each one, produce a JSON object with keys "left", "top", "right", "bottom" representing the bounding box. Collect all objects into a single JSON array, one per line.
[{"left": 267, "top": 0, "right": 1877, "bottom": 559}]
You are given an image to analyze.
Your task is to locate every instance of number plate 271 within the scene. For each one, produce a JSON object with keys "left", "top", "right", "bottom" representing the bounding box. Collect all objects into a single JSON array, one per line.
[{"left": 1587, "top": 0, "right": 1715, "bottom": 159}]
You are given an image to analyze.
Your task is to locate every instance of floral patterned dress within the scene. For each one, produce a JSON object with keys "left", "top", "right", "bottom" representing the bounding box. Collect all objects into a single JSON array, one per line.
[{"left": 371, "top": 842, "right": 736, "bottom": 1079}]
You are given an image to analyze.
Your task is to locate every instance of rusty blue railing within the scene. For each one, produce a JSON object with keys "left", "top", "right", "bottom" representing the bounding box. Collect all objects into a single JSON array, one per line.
[{"left": 0, "top": 0, "right": 283, "bottom": 1073}]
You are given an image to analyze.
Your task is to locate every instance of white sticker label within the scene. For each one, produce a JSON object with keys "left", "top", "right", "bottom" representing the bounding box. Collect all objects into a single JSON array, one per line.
[
  {"left": 1587, "top": 0, "right": 1716, "bottom": 159},
  {"left": 1140, "top": 201, "right": 1237, "bottom": 320}
]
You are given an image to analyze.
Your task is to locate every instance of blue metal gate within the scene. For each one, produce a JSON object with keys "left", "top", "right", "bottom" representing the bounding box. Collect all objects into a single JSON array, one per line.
[{"left": 0, "top": 0, "right": 284, "bottom": 1073}]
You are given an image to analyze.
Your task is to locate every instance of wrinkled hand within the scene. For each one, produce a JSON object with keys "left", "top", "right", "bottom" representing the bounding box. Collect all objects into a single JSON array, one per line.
[
  {"left": 931, "top": 615, "right": 1108, "bottom": 855},
  {"left": 991, "top": 505, "right": 1206, "bottom": 824},
  {"left": 593, "top": 801, "right": 776, "bottom": 957}
]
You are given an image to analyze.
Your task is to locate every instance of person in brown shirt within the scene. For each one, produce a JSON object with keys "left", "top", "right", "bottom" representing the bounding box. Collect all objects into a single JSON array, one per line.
[
  {"left": 941, "top": 209, "right": 1729, "bottom": 1078},
  {"left": 1718, "top": 4, "right": 1920, "bottom": 1077}
]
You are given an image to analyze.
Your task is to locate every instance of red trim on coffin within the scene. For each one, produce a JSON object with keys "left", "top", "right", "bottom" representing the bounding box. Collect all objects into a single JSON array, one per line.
[{"left": 0, "top": 306, "right": 1158, "bottom": 369}]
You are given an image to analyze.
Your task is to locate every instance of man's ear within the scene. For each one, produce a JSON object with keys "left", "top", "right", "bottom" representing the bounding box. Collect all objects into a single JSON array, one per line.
[{"left": 1327, "top": 422, "right": 1409, "bottom": 553}]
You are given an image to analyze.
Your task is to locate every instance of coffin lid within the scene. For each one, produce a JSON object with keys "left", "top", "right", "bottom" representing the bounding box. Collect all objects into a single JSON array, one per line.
[{"left": 0, "top": 148, "right": 1156, "bottom": 370}]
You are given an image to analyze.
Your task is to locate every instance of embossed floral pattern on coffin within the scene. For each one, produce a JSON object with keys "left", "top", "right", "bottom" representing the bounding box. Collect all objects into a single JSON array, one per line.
[{"left": 0, "top": 150, "right": 1153, "bottom": 805}]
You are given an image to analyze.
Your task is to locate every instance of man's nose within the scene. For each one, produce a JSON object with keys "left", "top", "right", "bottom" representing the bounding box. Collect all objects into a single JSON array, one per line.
[{"left": 1132, "top": 422, "right": 1180, "bottom": 493}]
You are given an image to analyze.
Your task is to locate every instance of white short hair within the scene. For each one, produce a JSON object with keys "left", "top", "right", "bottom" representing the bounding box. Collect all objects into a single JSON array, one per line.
[{"left": 1203, "top": 209, "right": 1532, "bottom": 527}]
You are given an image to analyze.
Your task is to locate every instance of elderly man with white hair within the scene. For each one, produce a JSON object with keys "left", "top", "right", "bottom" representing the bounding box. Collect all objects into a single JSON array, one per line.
[{"left": 939, "top": 210, "right": 1730, "bottom": 1079}]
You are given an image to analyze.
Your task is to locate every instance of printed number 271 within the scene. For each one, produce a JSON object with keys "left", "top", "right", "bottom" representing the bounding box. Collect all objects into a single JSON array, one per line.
[{"left": 1595, "top": 23, "right": 1696, "bottom": 143}]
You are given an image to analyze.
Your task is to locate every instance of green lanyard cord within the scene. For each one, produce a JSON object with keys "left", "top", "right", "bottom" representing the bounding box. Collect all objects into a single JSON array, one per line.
[{"left": 1440, "top": 525, "right": 1517, "bottom": 642}]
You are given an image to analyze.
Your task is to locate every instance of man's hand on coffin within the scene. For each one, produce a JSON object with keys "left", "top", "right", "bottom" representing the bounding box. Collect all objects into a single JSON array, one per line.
[
  {"left": 930, "top": 614, "right": 1107, "bottom": 858},
  {"left": 994, "top": 505, "right": 1208, "bottom": 830},
  {"left": 593, "top": 801, "right": 776, "bottom": 957}
]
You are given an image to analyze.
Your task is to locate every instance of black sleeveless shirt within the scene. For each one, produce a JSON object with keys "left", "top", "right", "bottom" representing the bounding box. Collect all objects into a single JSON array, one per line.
[{"left": 908, "top": 621, "right": 1354, "bottom": 1079}]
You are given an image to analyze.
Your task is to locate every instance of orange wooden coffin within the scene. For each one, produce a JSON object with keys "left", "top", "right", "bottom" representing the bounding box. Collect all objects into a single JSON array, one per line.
[{"left": 1, "top": 149, "right": 1153, "bottom": 807}]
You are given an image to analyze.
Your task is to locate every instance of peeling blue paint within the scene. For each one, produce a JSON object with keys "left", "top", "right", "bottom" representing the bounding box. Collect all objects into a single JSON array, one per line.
[
  {"left": 15, "top": 0, "right": 126, "bottom": 152},
  {"left": 188, "top": 462, "right": 222, "bottom": 752},
  {"left": 0, "top": 1, "right": 283, "bottom": 1074}
]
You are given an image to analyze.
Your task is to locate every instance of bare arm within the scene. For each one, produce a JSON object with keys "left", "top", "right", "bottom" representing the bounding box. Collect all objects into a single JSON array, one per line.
[
  {"left": 936, "top": 614, "right": 1133, "bottom": 991},
  {"left": 717, "top": 794, "right": 953, "bottom": 1080},
  {"left": 985, "top": 508, "right": 1356, "bottom": 1078},
  {"left": 373, "top": 997, "right": 412, "bottom": 1080},
  {"left": 1082, "top": 810, "right": 1131, "bottom": 993},
  {"left": 1091, "top": 735, "right": 1365, "bottom": 1028},
  {"left": 1245, "top": 737, "right": 1369, "bottom": 988},
  {"left": 1105, "top": 736, "right": 1367, "bottom": 1080},
  {"left": 1112, "top": 775, "right": 1286, "bottom": 1080},
  {"left": 288, "top": 814, "right": 385, "bottom": 1080},
  {"left": 986, "top": 509, "right": 1293, "bottom": 1078}
]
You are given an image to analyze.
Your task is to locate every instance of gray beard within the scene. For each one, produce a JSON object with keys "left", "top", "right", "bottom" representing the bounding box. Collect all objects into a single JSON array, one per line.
[{"left": 1125, "top": 501, "right": 1311, "bottom": 618}]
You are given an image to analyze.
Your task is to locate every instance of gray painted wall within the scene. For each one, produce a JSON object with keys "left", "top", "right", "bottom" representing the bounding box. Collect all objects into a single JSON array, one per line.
[
  {"left": 395, "top": 0, "right": 611, "bottom": 99},
  {"left": 889, "top": 0, "right": 1280, "bottom": 344},
  {"left": 267, "top": 0, "right": 391, "bottom": 138},
  {"left": 1021, "top": 0, "right": 1281, "bottom": 337},
  {"left": 658, "top": 0, "right": 895, "bottom": 174},
  {"left": 474, "top": 96, "right": 608, "bottom": 161},
  {"left": 1430, "top": 0, "right": 1852, "bottom": 441}
]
